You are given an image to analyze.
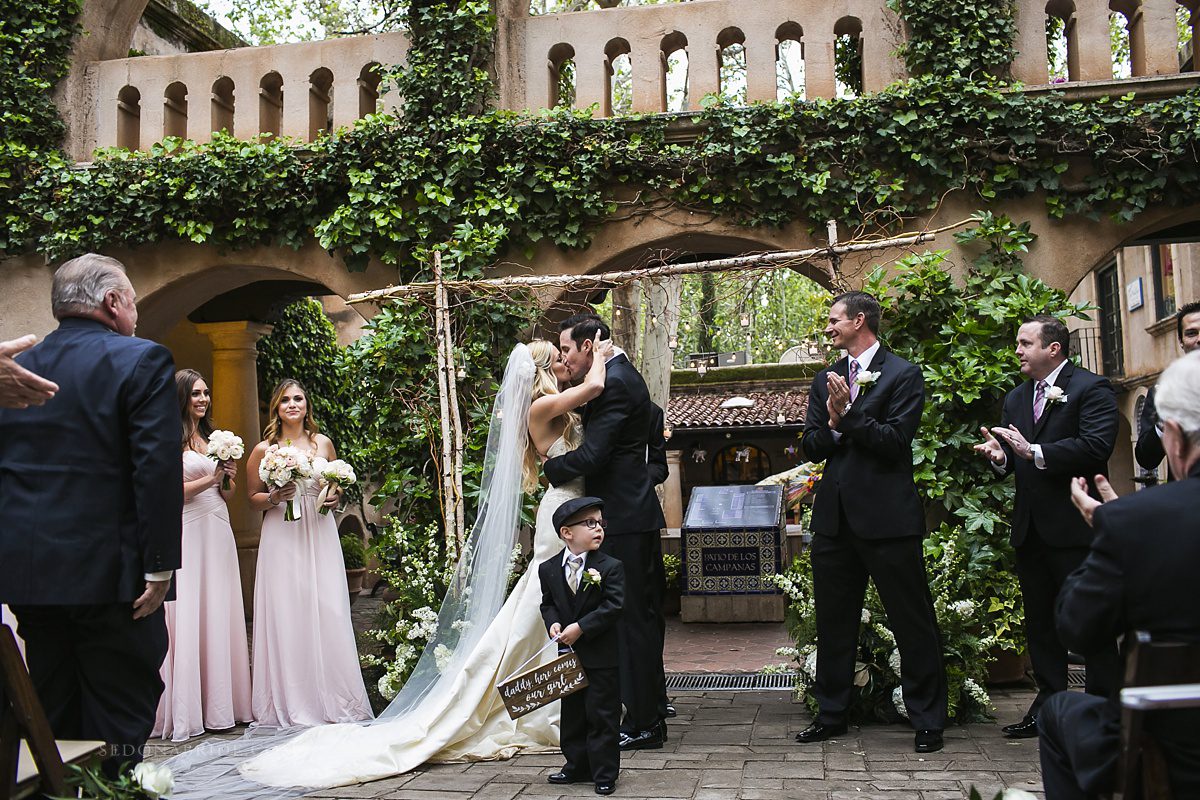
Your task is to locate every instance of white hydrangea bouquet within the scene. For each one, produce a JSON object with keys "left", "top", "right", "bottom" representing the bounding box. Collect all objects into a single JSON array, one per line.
[
  {"left": 205, "top": 429, "right": 244, "bottom": 490},
  {"left": 311, "top": 457, "right": 357, "bottom": 516},
  {"left": 258, "top": 443, "right": 314, "bottom": 522}
]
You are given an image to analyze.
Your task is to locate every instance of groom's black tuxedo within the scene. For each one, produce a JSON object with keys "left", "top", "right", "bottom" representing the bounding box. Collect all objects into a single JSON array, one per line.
[
  {"left": 0, "top": 317, "right": 182, "bottom": 768},
  {"left": 801, "top": 346, "right": 946, "bottom": 730},
  {"left": 993, "top": 359, "right": 1120, "bottom": 717},
  {"left": 544, "top": 352, "right": 666, "bottom": 735},
  {"left": 539, "top": 549, "right": 624, "bottom": 784}
]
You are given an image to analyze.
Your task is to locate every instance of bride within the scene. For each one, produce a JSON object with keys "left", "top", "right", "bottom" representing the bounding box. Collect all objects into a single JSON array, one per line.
[{"left": 167, "top": 338, "right": 610, "bottom": 795}]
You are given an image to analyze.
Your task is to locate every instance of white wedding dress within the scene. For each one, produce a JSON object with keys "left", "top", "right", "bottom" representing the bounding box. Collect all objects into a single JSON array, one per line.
[{"left": 236, "top": 436, "right": 584, "bottom": 789}]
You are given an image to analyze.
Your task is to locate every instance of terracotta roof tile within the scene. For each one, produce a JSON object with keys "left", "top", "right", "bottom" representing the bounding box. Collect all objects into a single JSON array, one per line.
[{"left": 667, "top": 389, "right": 809, "bottom": 429}]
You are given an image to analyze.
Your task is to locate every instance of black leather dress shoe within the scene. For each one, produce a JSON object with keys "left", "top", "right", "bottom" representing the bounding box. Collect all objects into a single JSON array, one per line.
[
  {"left": 914, "top": 729, "right": 944, "bottom": 753},
  {"left": 618, "top": 728, "right": 664, "bottom": 750},
  {"left": 794, "top": 721, "right": 848, "bottom": 743},
  {"left": 1001, "top": 715, "right": 1039, "bottom": 739},
  {"left": 595, "top": 782, "right": 616, "bottom": 795},
  {"left": 658, "top": 719, "right": 669, "bottom": 740},
  {"left": 665, "top": 703, "right": 677, "bottom": 718},
  {"left": 548, "top": 771, "right": 584, "bottom": 784}
]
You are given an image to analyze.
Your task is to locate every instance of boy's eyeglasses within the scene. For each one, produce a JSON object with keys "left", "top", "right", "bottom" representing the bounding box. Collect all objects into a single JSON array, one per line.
[{"left": 569, "top": 518, "right": 606, "bottom": 530}]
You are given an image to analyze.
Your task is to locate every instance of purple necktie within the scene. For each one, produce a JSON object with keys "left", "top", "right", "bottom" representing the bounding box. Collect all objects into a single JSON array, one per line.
[
  {"left": 849, "top": 359, "right": 860, "bottom": 403},
  {"left": 1033, "top": 380, "right": 1047, "bottom": 423}
]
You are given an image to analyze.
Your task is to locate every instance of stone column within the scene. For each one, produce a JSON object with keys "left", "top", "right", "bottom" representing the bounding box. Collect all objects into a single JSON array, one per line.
[
  {"left": 663, "top": 449, "right": 684, "bottom": 529},
  {"left": 1011, "top": 0, "right": 1050, "bottom": 85},
  {"left": 744, "top": 37, "right": 778, "bottom": 104},
  {"left": 195, "top": 321, "right": 273, "bottom": 614}
]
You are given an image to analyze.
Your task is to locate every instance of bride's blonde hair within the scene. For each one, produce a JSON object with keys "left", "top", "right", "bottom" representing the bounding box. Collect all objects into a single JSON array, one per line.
[{"left": 523, "top": 339, "right": 582, "bottom": 492}]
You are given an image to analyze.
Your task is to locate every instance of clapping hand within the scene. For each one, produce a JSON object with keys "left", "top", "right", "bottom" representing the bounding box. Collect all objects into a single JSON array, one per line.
[
  {"left": 991, "top": 425, "right": 1035, "bottom": 461},
  {"left": 826, "top": 373, "right": 851, "bottom": 429},
  {"left": 1070, "top": 474, "right": 1118, "bottom": 527},
  {"left": 973, "top": 426, "right": 1007, "bottom": 465}
]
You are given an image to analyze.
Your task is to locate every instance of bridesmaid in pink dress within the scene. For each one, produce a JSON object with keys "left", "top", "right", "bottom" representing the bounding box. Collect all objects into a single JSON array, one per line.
[
  {"left": 153, "top": 369, "right": 253, "bottom": 741},
  {"left": 246, "top": 378, "right": 373, "bottom": 728}
]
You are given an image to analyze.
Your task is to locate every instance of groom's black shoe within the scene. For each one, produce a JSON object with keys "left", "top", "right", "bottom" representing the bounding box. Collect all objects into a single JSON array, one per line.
[
  {"left": 548, "top": 771, "right": 585, "bottom": 785},
  {"left": 595, "top": 782, "right": 616, "bottom": 795},
  {"left": 914, "top": 729, "right": 944, "bottom": 753},
  {"left": 795, "top": 721, "right": 848, "bottom": 743},
  {"left": 619, "top": 728, "right": 664, "bottom": 750},
  {"left": 1001, "top": 715, "right": 1039, "bottom": 739}
]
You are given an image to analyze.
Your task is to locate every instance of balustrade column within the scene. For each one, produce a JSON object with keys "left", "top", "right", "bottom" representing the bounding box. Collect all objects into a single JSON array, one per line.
[
  {"left": 140, "top": 91, "right": 165, "bottom": 151},
  {"left": 804, "top": 37, "right": 837, "bottom": 99},
  {"left": 282, "top": 77, "right": 311, "bottom": 140},
  {"left": 662, "top": 449, "right": 683, "bottom": 530},
  {"left": 195, "top": 321, "right": 273, "bottom": 613},
  {"left": 688, "top": 42, "right": 721, "bottom": 104},
  {"left": 1134, "top": 0, "right": 1181, "bottom": 75},
  {"left": 861, "top": 29, "right": 903, "bottom": 91},
  {"left": 744, "top": 37, "right": 779, "bottom": 103},
  {"left": 574, "top": 52, "right": 608, "bottom": 111},
  {"left": 332, "top": 72, "right": 361, "bottom": 130},
  {"left": 231, "top": 66, "right": 259, "bottom": 139},
  {"left": 1073, "top": 0, "right": 1117, "bottom": 80},
  {"left": 630, "top": 41, "right": 665, "bottom": 113},
  {"left": 1011, "top": 0, "right": 1051, "bottom": 84}
]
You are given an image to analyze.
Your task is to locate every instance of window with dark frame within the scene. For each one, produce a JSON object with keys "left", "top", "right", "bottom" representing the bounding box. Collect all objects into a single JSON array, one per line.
[
  {"left": 1096, "top": 261, "right": 1125, "bottom": 377},
  {"left": 1150, "top": 244, "right": 1177, "bottom": 319}
]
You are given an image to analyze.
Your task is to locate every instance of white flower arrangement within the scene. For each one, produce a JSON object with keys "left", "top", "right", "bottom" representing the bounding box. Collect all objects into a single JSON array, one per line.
[
  {"left": 861, "top": 608, "right": 871, "bottom": 624},
  {"left": 1044, "top": 385, "right": 1068, "bottom": 405},
  {"left": 258, "top": 443, "right": 314, "bottom": 521},
  {"left": 205, "top": 429, "right": 244, "bottom": 490},
  {"left": 311, "top": 457, "right": 356, "bottom": 515},
  {"left": 888, "top": 649, "right": 903, "bottom": 679},
  {"left": 131, "top": 763, "right": 175, "bottom": 798},
  {"left": 891, "top": 685, "right": 909, "bottom": 719},
  {"left": 951, "top": 599, "right": 976, "bottom": 620},
  {"left": 433, "top": 643, "right": 453, "bottom": 672},
  {"left": 854, "top": 370, "right": 882, "bottom": 392}
]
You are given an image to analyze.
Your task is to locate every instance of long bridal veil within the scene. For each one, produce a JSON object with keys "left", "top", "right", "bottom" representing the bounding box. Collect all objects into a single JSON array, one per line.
[{"left": 163, "top": 344, "right": 537, "bottom": 798}]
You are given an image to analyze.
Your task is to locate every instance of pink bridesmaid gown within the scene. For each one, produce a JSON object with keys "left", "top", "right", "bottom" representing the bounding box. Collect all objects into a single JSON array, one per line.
[
  {"left": 251, "top": 478, "right": 373, "bottom": 727},
  {"left": 154, "top": 450, "right": 253, "bottom": 741}
]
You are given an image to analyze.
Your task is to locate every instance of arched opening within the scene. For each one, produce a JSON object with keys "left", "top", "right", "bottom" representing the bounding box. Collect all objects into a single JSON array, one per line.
[
  {"left": 661, "top": 32, "right": 689, "bottom": 112},
  {"left": 309, "top": 67, "right": 334, "bottom": 141},
  {"left": 712, "top": 443, "right": 771, "bottom": 484},
  {"left": 833, "top": 17, "right": 864, "bottom": 98},
  {"left": 1046, "top": 0, "right": 1078, "bottom": 82},
  {"left": 548, "top": 43, "right": 577, "bottom": 108},
  {"left": 717, "top": 27, "right": 747, "bottom": 105},
  {"left": 211, "top": 76, "right": 234, "bottom": 135},
  {"left": 116, "top": 85, "right": 141, "bottom": 151},
  {"left": 358, "top": 63, "right": 381, "bottom": 118},
  {"left": 1109, "top": 0, "right": 1136, "bottom": 78},
  {"left": 605, "top": 38, "right": 632, "bottom": 116},
  {"left": 164, "top": 81, "right": 187, "bottom": 140},
  {"left": 259, "top": 72, "right": 284, "bottom": 138},
  {"left": 776, "top": 22, "right": 805, "bottom": 101}
]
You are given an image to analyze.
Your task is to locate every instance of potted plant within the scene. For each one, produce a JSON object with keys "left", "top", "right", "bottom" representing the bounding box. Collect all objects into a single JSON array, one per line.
[
  {"left": 341, "top": 534, "right": 368, "bottom": 605},
  {"left": 662, "top": 553, "right": 682, "bottom": 616}
]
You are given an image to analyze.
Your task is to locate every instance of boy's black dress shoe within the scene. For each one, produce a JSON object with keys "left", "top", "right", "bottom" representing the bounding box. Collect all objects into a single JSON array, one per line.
[
  {"left": 1001, "top": 715, "right": 1039, "bottom": 739},
  {"left": 548, "top": 771, "right": 584, "bottom": 784},
  {"left": 618, "top": 728, "right": 663, "bottom": 750},
  {"left": 665, "top": 704, "right": 677, "bottom": 717},
  {"left": 914, "top": 729, "right": 944, "bottom": 753},
  {"left": 794, "top": 721, "right": 848, "bottom": 743},
  {"left": 595, "top": 782, "right": 616, "bottom": 795}
]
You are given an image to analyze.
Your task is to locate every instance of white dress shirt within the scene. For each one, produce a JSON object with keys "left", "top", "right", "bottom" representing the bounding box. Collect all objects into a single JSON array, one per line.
[
  {"left": 993, "top": 358, "right": 1068, "bottom": 471},
  {"left": 831, "top": 341, "right": 881, "bottom": 442},
  {"left": 561, "top": 548, "right": 587, "bottom": 587}
]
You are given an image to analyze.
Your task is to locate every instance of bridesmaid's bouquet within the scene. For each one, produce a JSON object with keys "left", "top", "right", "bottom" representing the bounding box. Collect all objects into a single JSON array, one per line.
[
  {"left": 205, "top": 429, "right": 245, "bottom": 490},
  {"left": 258, "top": 444, "right": 314, "bottom": 522},
  {"left": 312, "top": 458, "right": 357, "bottom": 516}
]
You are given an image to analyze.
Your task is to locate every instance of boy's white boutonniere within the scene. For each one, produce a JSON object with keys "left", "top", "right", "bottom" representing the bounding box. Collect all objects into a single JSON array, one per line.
[
  {"left": 1044, "top": 385, "right": 1068, "bottom": 405},
  {"left": 582, "top": 568, "right": 602, "bottom": 588},
  {"left": 854, "top": 370, "right": 881, "bottom": 393}
]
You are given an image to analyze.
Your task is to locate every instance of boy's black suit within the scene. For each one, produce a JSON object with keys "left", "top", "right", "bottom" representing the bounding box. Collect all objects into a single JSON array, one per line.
[
  {"left": 539, "top": 549, "right": 625, "bottom": 785},
  {"left": 993, "top": 360, "right": 1120, "bottom": 717}
]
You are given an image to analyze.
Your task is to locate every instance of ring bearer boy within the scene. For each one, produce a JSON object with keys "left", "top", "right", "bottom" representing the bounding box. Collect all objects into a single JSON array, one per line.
[{"left": 539, "top": 496, "right": 626, "bottom": 796}]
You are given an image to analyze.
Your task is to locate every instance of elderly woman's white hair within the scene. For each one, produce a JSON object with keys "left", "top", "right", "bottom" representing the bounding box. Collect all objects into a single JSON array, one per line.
[
  {"left": 51, "top": 253, "right": 129, "bottom": 320},
  {"left": 1155, "top": 350, "right": 1200, "bottom": 445}
]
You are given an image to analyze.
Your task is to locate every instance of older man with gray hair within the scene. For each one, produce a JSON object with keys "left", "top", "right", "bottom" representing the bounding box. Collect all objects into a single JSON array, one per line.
[
  {"left": 1038, "top": 350, "right": 1200, "bottom": 799},
  {"left": 0, "top": 253, "right": 182, "bottom": 774}
]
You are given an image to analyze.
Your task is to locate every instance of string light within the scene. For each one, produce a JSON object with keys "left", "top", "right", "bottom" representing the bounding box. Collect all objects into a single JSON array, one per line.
[
  {"left": 456, "top": 366, "right": 466, "bottom": 379},
  {"left": 668, "top": 336, "right": 679, "bottom": 350},
  {"left": 740, "top": 314, "right": 750, "bottom": 328}
]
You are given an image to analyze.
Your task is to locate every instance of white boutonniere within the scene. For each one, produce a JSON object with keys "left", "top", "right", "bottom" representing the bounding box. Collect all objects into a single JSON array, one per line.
[
  {"left": 581, "top": 568, "right": 602, "bottom": 588},
  {"left": 1044, "top": 385, "right": 1068, "bottom": 405},
  {"left": 854, "top": 370, "right": 881, "bottom": 393}
]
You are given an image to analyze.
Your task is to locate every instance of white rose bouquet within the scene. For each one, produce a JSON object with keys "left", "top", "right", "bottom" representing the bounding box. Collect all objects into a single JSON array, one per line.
[
  {"left": 205, "top": 429, "right": 244, "bottom": 490},
  {"left": 313, "top": 457, "right": 356, "bottom": 516},
  {"left": 258, "top": 444, "right": 314, "bottom": 521}
]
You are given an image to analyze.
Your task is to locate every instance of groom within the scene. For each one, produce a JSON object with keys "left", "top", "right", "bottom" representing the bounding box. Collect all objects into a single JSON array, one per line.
[{"left": 545, "top": 312, "right": 668, "bottom": 751}]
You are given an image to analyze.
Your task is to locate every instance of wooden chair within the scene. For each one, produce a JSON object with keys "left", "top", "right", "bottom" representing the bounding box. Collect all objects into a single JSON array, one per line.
[
  {"left": 1110, "top": 631, "right": 1200, "bottom": 800},
  {"left": 0, "top": 623, "right": 104, "bottom": 800}
]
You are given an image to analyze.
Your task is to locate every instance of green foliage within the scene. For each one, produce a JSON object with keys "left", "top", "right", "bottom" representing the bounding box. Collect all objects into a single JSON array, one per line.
[
  {"left": 341, "top": 533, "right": 367, "bottom": 568},
  {"left": 890, "top": 0, "right": 1017, "bottom": 79}
]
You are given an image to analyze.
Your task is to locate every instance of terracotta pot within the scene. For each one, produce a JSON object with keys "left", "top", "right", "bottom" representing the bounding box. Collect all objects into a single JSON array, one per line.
[
  {"left": 346, "top": 567, "right": 367, "bottom": 606},
  {"left": 986, "top": 646, "right": 1029, "bottom": 686}
]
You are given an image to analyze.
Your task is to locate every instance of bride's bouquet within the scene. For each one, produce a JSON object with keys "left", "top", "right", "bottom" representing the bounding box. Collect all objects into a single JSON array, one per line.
[
  {"left": 258, "top": 444, "right": 314, "bottom": 522},
  {"left": 311, "top": 457, "right": 356, "bottom": 515},
  {"left": 205, "top": 429, "right": 245, "bottom": 490}
]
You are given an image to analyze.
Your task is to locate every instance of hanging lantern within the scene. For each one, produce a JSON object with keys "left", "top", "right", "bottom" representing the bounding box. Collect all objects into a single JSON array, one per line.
[
  {"left": 668, "top": 336, "right": 679, "bottom": 350},
  {"left": 456, "top": 366, "right": 466, "bottom": 379},
  {"left": 740, "top": 314, "right": 750, "bottom": 328}
]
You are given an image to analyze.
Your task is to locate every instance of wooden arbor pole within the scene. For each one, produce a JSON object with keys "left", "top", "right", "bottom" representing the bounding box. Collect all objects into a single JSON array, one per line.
[{"left": 433, "top": 252, "right": 466, "bottom": 558}]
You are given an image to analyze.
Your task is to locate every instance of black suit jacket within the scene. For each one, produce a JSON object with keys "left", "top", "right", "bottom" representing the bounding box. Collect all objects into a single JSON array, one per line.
[
  {"left": 544, "top": 354, "right": 666, "bottom": 535},
  {"left": 801, "top": 347, "right": 926, "bottom": 539},
  {"left": 647, "top": 403, "right": 668, "bottom": 487},
  {"left": 996, "top": 361, "right": 1118, "bottom": 549},
  {"left": 538, "top": 549, "right": 625, "bottom": 670},
  {"left": 0, "top": 318, "right": 183, "bottom": 604},
  {"left": 1134, "top": 387, "right": 1171, "bottom": 478}
]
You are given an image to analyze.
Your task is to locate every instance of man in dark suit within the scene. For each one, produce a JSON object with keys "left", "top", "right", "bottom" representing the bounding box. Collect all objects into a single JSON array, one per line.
[
  {"left": 545, "top": 313, "right": 667, "bottom": 751},
  {"left": 539, "top": 496, "right": 625, "bottom": 796},
  {"left": 1134, "top": 300, "right": 1200, "bottom": 481},
  {"left": 975, "top": 314, "right": 1120, "bottom": 739},
  {"left": 797, "top": 291, "right": 947, "bottom": 753},
  {"left": 0, "top": 253, "right": 183, "bottom": 772},
  {"left": 1038, "top": 350, "right": 1200, "bottom": 800}
]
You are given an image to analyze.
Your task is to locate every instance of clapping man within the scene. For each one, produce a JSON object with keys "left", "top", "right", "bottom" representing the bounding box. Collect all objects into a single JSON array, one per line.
[
  {"left": 1135, "top": 301, "right": 1200, "bottom": 481},
  {"left": 797, "top": 291, "right": 947, "bottom": 754},
  {"left": 974, "top": 315, "right": 1120, "bottom": 739}
]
